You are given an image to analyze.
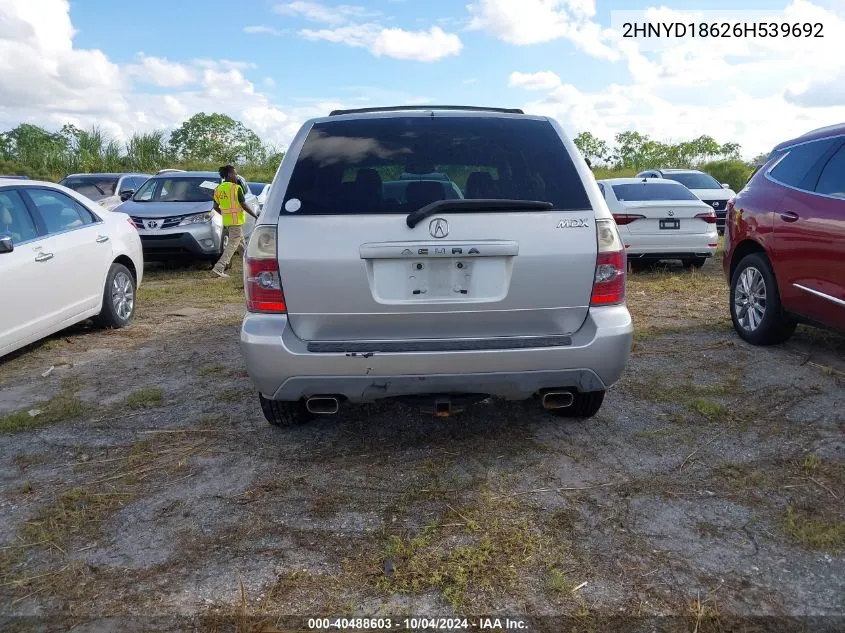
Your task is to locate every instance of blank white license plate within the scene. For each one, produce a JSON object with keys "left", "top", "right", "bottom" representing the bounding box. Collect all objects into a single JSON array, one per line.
[{"left": 660, "top": 219, "right": 680, "bottom": 230}]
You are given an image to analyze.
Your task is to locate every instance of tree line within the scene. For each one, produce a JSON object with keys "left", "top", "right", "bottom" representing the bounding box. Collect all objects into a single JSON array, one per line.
[
  {"left": 575, "top": 131, "right": 767, "bottom": 191},
  {"left": 0, "top": 113, "right": 284, "bottom": 183},
  {"left": 1, "top": 112, "right": 764, "bottom": 191}
]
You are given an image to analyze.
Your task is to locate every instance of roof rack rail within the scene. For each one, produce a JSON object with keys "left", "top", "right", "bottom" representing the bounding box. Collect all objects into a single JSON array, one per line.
[{"left": 328, "top": 105, "right": 525, "bottom": 116}]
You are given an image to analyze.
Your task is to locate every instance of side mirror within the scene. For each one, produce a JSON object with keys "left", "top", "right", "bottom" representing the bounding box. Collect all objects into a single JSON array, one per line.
[
  {"left": 0, "top": 236, "right": 13, "bottom": 254},
  {"left": 119, "top": 189, "right": 135, "bottom": 201},
  {"left": 721, "top": 183, "right": 731, "bottom": 189}
]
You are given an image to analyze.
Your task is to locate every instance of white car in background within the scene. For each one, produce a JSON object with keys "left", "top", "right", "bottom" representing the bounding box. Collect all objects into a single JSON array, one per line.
[
  {"left": 635, "top": 168, "right": 736, "bottom": 235},
  {"left": 598, "top": 177, "right": 719, "bottom": 271},
  {"left": 0, "top": 179, "right": 143, "bottom": 358}
]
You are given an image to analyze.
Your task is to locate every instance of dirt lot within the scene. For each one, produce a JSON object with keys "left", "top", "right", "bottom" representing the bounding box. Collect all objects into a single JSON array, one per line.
[{"left": 1, "top": 257, "right": 843, "bottom": 632}]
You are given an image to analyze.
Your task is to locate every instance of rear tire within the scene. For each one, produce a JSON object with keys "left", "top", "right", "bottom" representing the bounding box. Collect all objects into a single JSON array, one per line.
[
  {"left": 94, "top": 263, "right": 136, "bottom": 328},
  {"left": 683, "top": 257, "right": 707, "bottom": 270},
  {"left": 548, "top": 390, "right": 605, "bottom": 419},
  {"left": 729, "top": 253, "right": 796, "bottom": 346},
  {"left": 258, "top": 394, "right": 313, "bottom": 427}
]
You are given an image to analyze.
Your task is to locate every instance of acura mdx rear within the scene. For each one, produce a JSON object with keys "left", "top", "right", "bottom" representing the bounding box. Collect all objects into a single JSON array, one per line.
[{"left": 240, "top": 106, "right": 633, "bottom": 427}]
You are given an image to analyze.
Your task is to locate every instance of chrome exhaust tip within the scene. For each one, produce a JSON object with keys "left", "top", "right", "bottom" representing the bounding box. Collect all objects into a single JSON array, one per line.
[
  {"left": 306, "top": 396, "right": 340, "bottom": 415},
  {"left": 541, "top": 391, "right": 575, "bottom": 410}
]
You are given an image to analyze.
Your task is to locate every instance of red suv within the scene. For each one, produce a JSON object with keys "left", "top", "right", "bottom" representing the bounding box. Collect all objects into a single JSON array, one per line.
[{"left": 723, "top": 124, "right": 845, "bottom": 345}]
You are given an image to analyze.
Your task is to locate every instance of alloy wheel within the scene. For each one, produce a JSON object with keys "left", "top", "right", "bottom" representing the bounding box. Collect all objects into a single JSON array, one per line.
[
  {"left": 112, "top": 271, "right": 134, "bottom": 321},
  {"left": 734, "top": 266, "right": 766, "bottom": 332}
]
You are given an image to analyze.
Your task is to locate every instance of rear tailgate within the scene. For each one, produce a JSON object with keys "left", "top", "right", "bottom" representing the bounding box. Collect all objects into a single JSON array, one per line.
[
  {"left": 274, "top": 114, "right": 598, "bottom": 342},
  {"left": 620, "top": 200, "right": 713, "bottom": 234}
]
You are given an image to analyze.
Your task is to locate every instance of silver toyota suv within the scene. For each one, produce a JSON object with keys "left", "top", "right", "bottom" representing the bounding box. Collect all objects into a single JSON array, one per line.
[{"left": 240, "top": 106, "right": 633, "bottom": 426}]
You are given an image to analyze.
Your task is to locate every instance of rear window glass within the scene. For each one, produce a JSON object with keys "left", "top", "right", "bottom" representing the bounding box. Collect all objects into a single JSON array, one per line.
[
  {"left": 282, "top": 117, "right": 590, "bottom": 214},
  {"left": 59, "top": 177, "right": 119, "bottom": 200},
  {"left": 769, "top": 138, "right": 839, "bottom": 190},
  {"left": 612, "top": 182, "right": 699, "bottom": 202}
]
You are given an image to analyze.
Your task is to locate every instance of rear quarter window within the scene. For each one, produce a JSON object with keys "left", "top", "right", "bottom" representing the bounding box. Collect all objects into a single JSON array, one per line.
[
  {"left": 768, "top": 137, "right": 839, "bottom": 190},
  {"left": 282, "top": 116, "right": 590, "bottom": 215}
]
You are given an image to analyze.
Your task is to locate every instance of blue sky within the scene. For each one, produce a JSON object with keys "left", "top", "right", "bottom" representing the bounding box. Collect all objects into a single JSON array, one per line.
[{"left": 2, "top": 0, "right": 845, "bottom": 156}]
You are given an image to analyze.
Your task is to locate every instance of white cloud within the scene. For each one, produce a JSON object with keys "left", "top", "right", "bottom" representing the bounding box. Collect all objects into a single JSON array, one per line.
[
  {"left": 263, "top": 77, "right": 277, "bottom": 88},
  {"left": 467, "top": 0, "right": 619, "bottom": 59},
  {"left": 301, "top": 24, "right": 462, "bottom": 61},
  {"left": 273, "top": 1, "right": 379, "bottom": 25},
  {"left": 244, "top": 25, "right": 285, "bottom": 35},
  {"left": 508, "top": 71, "right": 561, "bottom": 91},
  {"left": 507, "top": 0, "right": 845, "bottom": 156},
  {"left": 0, "top": 0, "right": 341, "bottom": 150},
  {"left": 126, "top": 55, "right": 194, "bottom": 87}
]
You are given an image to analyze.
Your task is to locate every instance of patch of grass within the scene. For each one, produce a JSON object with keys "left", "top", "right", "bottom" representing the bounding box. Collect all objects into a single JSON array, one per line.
[
  {"left": 13, "top": 454, "right": 50, "bottom": 471},
  {"left": 138, "top": 265, "right": 244, "bottom": 312},
  {"left": 546, "top": 568, "right": 575, "bottom": 594},
  {"left": 377, "top": 489, "right": 568, "bottom": 612},
  {"left": 803, "top": 454, "right": 822, "bottom": 473},
  {"left": 20, "top": 487, "right": 132, "bottom": 548},
  {"left": 125, "top": 387, "right": 164, "bottom": 409},
  {"left": 216, "top": 387, "right": 250, "bottom": 403},
  {"left": 0, "top": 389, "right": 85, "bottom": 433},
  {"left": 198, "top": 364, "right": 226, "bottom": 377},
  {"left": 785, "top": 505, "right": 845, "bottom": 551},
  {"left": 711, "top": 463, "right": 770, "bottom": 490},
  {"left": 628, "top": 375, "right": 740, "bottom": 425}
]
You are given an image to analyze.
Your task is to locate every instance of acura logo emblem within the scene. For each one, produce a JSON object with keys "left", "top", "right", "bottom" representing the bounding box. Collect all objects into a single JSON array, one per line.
[{"left": 429, "top": 218, "right": 449, "bottom": 238}]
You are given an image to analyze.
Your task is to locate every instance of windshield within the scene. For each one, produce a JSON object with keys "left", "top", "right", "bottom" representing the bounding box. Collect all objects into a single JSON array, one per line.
[
  {"left": 59, "top": 176, "right": 119, "bottom": 200},
  {"left": 612, "top": 182, "right": 699, "bottom": 202},
  {"left": 283, "top": 117, "right": 590, "bottom": 215},
  {"left": 133, "top": 176, "right": 216, "bottom": 203},
  {"left": 663, "top": 172, "right": 721, "bottom": 190}
]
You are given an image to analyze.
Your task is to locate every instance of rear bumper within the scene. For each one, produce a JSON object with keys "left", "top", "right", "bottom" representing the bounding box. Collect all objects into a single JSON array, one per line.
[
  {"left": 240, "top": 305, "right": 633, "bottom": 402},
  {"left": 624, "top": 231, "right": 718, "bottom": 259}
]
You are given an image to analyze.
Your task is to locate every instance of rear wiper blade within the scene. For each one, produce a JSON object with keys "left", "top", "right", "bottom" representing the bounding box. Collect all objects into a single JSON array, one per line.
[{"left": 406, "top": 199, "right": 553, "bottom": 228}]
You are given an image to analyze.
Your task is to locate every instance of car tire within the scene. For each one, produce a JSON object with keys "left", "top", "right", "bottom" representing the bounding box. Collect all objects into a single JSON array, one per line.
[
  {"left": 730, "top": 253, "right": 796, "bottom": 346},
  {"left": 259, "top": 394, "right": 313, "bottom": 427},
  {"left": 94, "top": 263, "right": 136, "bottom": 328},
  {"left": 683, "top": 257, "right": 707, "bottom": 270},
  {"left": 548, "top": 390, "right": 605, "bottom": 419}
]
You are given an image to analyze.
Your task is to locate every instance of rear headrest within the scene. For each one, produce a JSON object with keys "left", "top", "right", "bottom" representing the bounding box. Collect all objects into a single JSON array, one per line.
[
  {"left": 406, "top": 181, "right": 445, "bottom": 207},
  {"left": 0, "top": 207, "right": 11, "bottom": 225},
  {"left": 354, "top": 168, "right": 383, "bottom": 199},
  {"left": 466, "top": 171, "right": 498, "bottom": 198}
]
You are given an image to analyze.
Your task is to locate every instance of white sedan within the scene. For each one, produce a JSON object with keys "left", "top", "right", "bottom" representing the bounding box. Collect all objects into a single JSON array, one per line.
[
  {"left": 597, "top": 177, "right": 719, "bottom": 270},
  {"left": 0, "top": 179, "right": 144, "bottom": 358}
]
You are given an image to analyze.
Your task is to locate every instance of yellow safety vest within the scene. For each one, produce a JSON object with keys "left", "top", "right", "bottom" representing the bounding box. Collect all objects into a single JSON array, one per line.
[{"left": 214, "top": 181, "right": 246, "bottom": 227}]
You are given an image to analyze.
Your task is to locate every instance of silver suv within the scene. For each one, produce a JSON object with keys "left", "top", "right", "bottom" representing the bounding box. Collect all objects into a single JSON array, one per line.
[{"left": 240, "top": 106, "right": 633, "bottom": 426}]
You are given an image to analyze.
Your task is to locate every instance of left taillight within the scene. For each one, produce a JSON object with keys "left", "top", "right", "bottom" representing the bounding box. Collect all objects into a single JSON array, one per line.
[
  {"left": 244, "top": 226, "right": 286, "bottom": 313},
  {"left": 591, "top": 219, "right": 626, "bottom": 306},
  {"left": 695, "top": 210, "right": 718, "bottom": 224}
]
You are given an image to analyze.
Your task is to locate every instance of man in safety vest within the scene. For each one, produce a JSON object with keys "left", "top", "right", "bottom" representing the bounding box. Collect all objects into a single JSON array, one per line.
[{"left": 211, "top": 164, "right": 258, "bottom": 278}]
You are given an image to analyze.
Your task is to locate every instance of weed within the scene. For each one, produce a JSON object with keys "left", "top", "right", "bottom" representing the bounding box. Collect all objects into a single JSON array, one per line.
[
  {"left": 803, "top": 454, "right": 822, "bottom": 473},
  {"left": 785, "top": 505, "right": 845, "bottom": 551},
  {"left": 125, "top": 387, "right": 164, "bottom": 409},
  {"left": 546, "top": 568, "right": 574, "bottom": 594},
  {"left": 0, "top": 389, "right": 85, "bottom": 433},
  {"left": 199, "top": 364, "right": 226, "bottom": 377}
]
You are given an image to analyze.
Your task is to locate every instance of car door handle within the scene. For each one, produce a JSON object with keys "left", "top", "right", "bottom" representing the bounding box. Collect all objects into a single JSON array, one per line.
[
  {"left": 96, "top": 234, "right": 110, "bottom": 243},
  {"left": 780, "top": 211, "right": 800, "bottom": 223},
  {"left": 34, "top": 252, "right": 54, "bottom": 262}
]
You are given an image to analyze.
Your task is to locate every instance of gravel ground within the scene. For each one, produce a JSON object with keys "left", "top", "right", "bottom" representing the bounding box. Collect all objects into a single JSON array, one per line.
[{"left": 0, "top": 259, "right": 842, "bottom": 633}]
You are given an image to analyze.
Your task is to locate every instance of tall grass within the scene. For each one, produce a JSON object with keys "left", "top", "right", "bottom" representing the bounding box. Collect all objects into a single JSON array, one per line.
[{"left": 1, "top": 127, "right": 281, "bottom": 183}]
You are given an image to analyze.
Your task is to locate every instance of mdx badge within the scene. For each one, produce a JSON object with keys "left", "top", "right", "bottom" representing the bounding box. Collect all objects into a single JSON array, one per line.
[{"left": 555, "top": 218, "right": 589, "bottom": 229}]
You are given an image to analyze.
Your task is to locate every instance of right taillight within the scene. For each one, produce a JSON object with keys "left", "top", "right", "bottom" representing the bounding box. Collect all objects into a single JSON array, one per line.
[
  {"left": 244, "top": 226, "right": 286, "bottom": 313},
  {"left": 591, "top": 219, "right": 626, "bottom": 306},
  {"left": 612, "top": 213, "right": 646, "bottom": 226},
  {"left": 695, "top": 210, "right": 718, "bottom": 223}
]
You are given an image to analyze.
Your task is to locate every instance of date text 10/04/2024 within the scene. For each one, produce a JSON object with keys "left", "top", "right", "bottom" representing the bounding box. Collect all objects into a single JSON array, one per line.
[{"left": 306, "top": 617, "right": 529, "bottom": 630}]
